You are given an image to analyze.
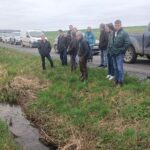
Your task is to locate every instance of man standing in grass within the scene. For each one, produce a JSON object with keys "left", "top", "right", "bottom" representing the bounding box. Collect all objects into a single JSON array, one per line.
[
  {"left": 57, "top": 30, "right": 68, "bottom": 66},
  {"left": 38, "top": 35, "right": 54, "bottom": 70},
  {"left": 111, "top": 20, "right": 130, "bottom": 86},
  {"left": 67, "top": 31, "right": 78, "bottom": 72},
  {"left": 98, "top": 23, "right": 109, "bottom": 68},
  {"left": 76, "top": 31, "right": 90, "bottom": 82}
]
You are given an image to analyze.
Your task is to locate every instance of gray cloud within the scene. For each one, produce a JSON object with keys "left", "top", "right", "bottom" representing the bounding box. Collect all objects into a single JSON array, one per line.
[{"left": 0, "top": 0, "right": 150, "bottom": 30}]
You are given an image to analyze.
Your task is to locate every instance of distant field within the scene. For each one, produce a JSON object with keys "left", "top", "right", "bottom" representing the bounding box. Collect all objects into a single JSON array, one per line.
[{"left": 45, "top": 26, "right": 146, "bottom": 45}]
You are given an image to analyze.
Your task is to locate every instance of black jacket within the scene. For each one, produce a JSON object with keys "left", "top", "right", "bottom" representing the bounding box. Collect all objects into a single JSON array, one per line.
[
  {"left": 38, "top": 40, "right": 51, "bottom": 56},
  {"left": 78, "top": 38, "right": 90, "bottom": 58},
  {"left": 67, "top": 37, "right": 78, "bottom": 56},
  {"left": 57, "top": 35, "right": 68, "bottom": 52},
  {"left": 99, "top": 30, "right": 109, "bottom": 50}
]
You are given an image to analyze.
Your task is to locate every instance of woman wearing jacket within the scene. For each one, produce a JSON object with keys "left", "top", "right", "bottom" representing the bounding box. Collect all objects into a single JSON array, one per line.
[
  {"left": 84, "top": 27, "right": 95, "bottom": 49},
  {"left": 105, "top": 23, "right": 115, "bottom": 80},
  {"left": 98, "top": 24, "right": 109, "bottom": 68}
]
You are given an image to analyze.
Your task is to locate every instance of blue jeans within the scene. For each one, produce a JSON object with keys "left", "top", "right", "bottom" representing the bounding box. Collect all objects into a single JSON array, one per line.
[
  {"left": 107, "top": 53, "right": 114, "bottom": 76},
  {"left": 100, "top": 49, "right": 107, "bottom": 66},
  {"left": 60, "top": 50, "right": 67, "bottom": 65},
  {"left": 112, "top": 54, "right": 124, "bottom": 83}
]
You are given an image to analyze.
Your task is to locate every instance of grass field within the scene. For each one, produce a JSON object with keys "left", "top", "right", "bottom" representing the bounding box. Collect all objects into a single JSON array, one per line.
[
  {"left": 45, "top": 26, "right": 146, "bottom": 45},
  {"left": 0, "top": 46, "right": 150, "bottom": 149},
  {"left": 0, "top": 120, "right": 19, "bottom": 150}
]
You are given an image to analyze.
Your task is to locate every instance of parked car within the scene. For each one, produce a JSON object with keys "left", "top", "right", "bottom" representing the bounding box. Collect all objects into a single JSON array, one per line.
[
  {"left": 2, "top": 33, "right": 11, "bottom": 43},
  {"left": 124, "top": 23, "right": 150, "bottom": 63},
  {"left": 0, "top": 33, "right": 3, "bottom": 42},
  {"left": 10, "top": 32, "right": 21, "bottom": 45},
  {"left": 20, "top": 30, "right": 46, "bottom": 48}
]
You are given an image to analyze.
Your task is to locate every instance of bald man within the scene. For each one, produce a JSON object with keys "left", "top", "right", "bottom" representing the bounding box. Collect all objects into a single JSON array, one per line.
[{"left": 38, "top": 35, "right": 54, "bottom": 70}]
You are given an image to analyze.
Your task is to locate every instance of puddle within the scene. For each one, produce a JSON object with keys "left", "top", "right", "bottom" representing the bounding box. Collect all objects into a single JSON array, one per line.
[{"left": 0, "top": 103, "right": 56, "bottom": 150}]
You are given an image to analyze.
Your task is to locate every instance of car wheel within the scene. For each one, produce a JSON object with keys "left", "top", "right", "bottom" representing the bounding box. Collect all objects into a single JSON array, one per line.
[{"left": 124, "top": 46, "right": 137, "bottom": 63}]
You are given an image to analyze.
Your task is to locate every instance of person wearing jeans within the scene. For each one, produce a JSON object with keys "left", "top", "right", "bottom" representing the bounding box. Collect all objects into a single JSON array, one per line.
[
  {"left": 112, "top": 54, "right": 124, "bottom": 84},
  {"left": 100, "top": 49, "right": 108, "bottom": 67},
  {"left": 57, "top": 30, "right": 68, "bottom": 66},
  {"left": 59, "top": 50, "right": 67, "bottom": 65},
  {"left": 105, "top": 23, "right": 115, "bottom": 80},
  {"left": 110, "top": 20, "right": 130, "bottom": 86},
  {"left": 98, "top": 23, "right": 109, "bottom": 68}
]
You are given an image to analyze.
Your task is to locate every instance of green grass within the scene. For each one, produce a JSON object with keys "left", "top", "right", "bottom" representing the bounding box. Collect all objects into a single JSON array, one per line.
[
  {"left": 0, "top": 46, "right": 150, "bottom": 149},
  {"left": 0, "top": 120, "right": 19, "bottom": 150},
  {"left": 45, "top": 26, "right": 146, "bottom": 45}
]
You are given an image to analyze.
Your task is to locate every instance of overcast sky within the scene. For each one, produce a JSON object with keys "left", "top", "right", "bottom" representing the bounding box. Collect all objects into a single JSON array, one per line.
[{"left": 0, "top": 0, "right": 150, "bottom": 31}]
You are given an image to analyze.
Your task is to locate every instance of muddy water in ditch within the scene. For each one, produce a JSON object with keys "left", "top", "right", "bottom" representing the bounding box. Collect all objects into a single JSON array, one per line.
[{"left": 0, "top": 104, "right": 56, "bottom": 150}]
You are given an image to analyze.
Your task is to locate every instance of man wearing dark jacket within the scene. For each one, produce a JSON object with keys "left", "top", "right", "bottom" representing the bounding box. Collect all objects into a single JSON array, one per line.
[
  {"left": 67, "top": 31, "right": 78, "bottom": 72},
  {"left": 76, "top": 31, "right": 90, "bottom": 82},
  {"left": 38, "top": 35, "right": 54, "bottom": 70},
  {"left": 99, "top": 23, "right": 109, "bottom": 67},
  {"left": 57, "top": 30, "right": 68, "bottom": 66},
  {"left": 110, "top": 20, "right": 130, "bottom": 86}
]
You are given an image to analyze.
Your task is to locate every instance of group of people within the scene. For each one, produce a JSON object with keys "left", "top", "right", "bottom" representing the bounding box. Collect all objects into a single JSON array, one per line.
[{"left": 38, "top": 19, "right": 130, "bottom": 86}]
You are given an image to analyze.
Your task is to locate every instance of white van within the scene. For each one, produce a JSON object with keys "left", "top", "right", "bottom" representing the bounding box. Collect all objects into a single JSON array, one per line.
[{"left": 21, "top": 30, "right": 45, "bottom": 48}]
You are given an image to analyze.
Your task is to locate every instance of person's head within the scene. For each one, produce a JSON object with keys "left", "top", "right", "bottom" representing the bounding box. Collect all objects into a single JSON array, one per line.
[
  {"left": 76, "top": 31, "right": 83, "bottom": 41},
  {"left": 69, "top": 25, "right": 74, "bottom": 31},
  {"left": 100, "top": 23, "right": 105, "bottom": 31},
  {"left": 106, "top": 23, "right": 115, "bottom": 33},
  {"left": 87, "top": 26, "right": 92, "bottom": 32},
  {"left": 41, "top": 34, "right": 46, "bottom": 41},
  {"left": 73, "top": 27, "right": 78, "bottom": 33},
  {"left": 58, "top": 29, "right": 64, "bottom": 36},
  {"left": 114, "top": 20, "right": 122, "bottom": 31}
]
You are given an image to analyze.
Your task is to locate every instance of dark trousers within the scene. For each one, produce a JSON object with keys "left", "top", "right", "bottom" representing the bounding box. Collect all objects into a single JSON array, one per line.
[
  {"left": 107, "top": 53, "right": 114, "bottom": 76},
  {"left": 40, "top": 54, "right": 53, "bottom": 70},
  {"left": 70, "top": 55, "right": 77, "bottom": 72},
  {"left": 79, "top": 56, "right": 88, "bottom": 81},
  {"left": 60, "top": 50, "right": 67, "bottom": 65}
]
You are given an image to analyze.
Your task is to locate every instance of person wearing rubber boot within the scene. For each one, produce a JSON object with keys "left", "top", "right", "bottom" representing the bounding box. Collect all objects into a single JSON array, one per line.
[{"left": 76, "top": 31, "right": 90, "bottom": 82}]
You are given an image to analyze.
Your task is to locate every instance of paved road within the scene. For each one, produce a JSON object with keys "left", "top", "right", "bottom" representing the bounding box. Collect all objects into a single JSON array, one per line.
[{"left": 0, "top": 42, "right": 150, "bottom": 80}]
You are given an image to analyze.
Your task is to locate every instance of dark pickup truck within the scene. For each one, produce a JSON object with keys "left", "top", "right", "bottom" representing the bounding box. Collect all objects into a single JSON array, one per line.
[{"left": 124, "top": 23, "right": 150, "bottom": 63}]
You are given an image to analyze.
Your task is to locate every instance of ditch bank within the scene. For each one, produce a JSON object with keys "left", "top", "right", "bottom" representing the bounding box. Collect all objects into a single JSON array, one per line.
[
  {"left": 0, "top": 103, "right": 55, "bottom": 150},
  {"left": 0, "top": 75, "right": 58, "bottom": 150}
]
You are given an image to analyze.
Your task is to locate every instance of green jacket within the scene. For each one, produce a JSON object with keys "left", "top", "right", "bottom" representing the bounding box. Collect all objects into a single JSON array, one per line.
[{"left": 109, "top": 28, "right": 130, "bottom": 55}]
